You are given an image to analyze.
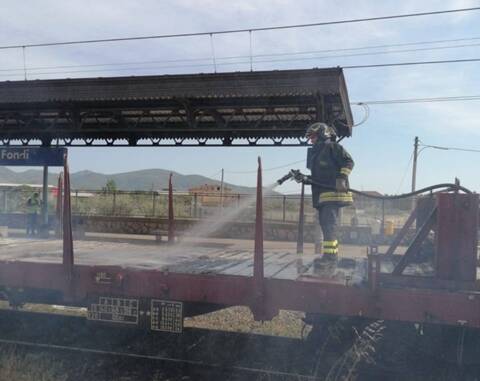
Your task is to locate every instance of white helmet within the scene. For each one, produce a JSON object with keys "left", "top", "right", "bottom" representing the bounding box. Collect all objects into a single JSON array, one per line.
[{"left": 305, "top": 122, "right": 337, "bottom": 141}]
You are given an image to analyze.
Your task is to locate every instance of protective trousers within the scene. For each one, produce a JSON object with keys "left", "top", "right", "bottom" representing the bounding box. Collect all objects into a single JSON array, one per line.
[{"left": 317, "top": 203, "right": 340, "bottom": 256}]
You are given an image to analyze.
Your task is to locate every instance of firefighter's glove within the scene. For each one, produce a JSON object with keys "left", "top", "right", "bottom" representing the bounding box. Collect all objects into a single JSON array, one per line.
[
  {"left": 291, "top": 170, "right": 311, "bottom": 184},
  {"left": 303, "top": 176, "right": 313, "bottom": 185},
  {"left": 291, "top": 170, "right": 304, "bottom": 183},
  {"left": 336, "top": 178, "right": 348, "bottom": 192}
]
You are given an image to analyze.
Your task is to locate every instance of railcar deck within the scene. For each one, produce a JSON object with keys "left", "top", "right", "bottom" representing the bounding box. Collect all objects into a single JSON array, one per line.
[
  {"left": 0, "top": 231, "right": 478, "bottom": 329},
  {"left": 0, "top": 235, "right": 425, "bottom": 285}
]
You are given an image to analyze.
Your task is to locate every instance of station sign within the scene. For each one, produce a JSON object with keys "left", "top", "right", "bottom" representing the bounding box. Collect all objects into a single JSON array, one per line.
[{"left": 0, "top": 147, "right": 66, "bottom": 166}]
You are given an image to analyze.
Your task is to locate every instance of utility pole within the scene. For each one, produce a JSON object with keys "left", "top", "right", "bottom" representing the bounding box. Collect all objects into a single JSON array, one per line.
[
  {"left": 41, "top": 165, "right": 49, "bottom": 237},
  {"left": 411, "top": 136, "right": 419, "bottom": 192},
  {"left": 220, "top": 168, "right": 224, "bottom": 213}
]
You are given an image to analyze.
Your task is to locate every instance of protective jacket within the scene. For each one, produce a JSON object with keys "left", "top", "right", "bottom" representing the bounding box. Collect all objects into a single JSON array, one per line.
[
  {"left": 26, "top": 197, "right": 41, "bottom": 214},
  {"left": 307, "top": 140, "right": 354, "bottom": 208}
]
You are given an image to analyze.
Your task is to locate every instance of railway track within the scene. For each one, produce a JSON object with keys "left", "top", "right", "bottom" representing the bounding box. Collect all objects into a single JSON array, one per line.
[
  {"left": 0, "top": 309, "right": 335, "bottom": 380},
  {"left": 0, "top": 308, "right": 476, "bottom": 380},
  {"left": 0, "top": 337, "right": 325, "bottom": 381}
]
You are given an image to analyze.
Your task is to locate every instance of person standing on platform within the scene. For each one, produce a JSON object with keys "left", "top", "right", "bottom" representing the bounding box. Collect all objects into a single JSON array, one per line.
[{"left": 26, "top": 192, "right": 41, "bottom": 236}]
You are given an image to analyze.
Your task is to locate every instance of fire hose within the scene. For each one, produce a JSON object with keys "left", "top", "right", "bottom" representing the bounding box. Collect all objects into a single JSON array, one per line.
[{"left": 276, "top": 169, "right": 472, "bottom": 200}]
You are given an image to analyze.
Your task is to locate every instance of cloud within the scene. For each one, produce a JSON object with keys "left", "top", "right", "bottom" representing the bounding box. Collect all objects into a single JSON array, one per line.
[{"left": 1, "top": 0, "right": 479, "bottom": 193}]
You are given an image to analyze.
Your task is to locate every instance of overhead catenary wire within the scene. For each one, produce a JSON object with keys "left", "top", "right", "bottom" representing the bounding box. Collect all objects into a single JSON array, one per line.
[
  {"left": 3, "top": 38, "right": 480, "bottom": 75},
  {"left": 350, "top": 95, "right": 480, "bottom": 127},
  {"left": 343, "top": 57, "right": 480, "bottom": 69},
  {"left": 2, "top": 56, "right": 480, "bottom": 79},
  {"left": 0, "top": 37, "right": 480, "bottom": 72},
  {"left": 1, "top": 7, "right": 479, "bottom": 50},
  {"left": 221, "top": 159, "right": 306, "bottom": 175},
  {"left": 243, "top": 35, "right": 480, "bottom": 58},
  {"left": 249, "top": 42, "right": 480, "bottom": 65},
  {"left": 352, "top": 94, "right": 480, "bottom": 105}
]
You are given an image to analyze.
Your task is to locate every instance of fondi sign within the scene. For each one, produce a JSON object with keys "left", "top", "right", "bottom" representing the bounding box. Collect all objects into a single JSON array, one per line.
[{"left": 0, "top": 147, "right": 66, "bottom": 166}]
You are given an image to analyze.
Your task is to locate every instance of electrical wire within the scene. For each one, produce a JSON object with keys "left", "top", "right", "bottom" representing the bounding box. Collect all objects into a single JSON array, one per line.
[
  {"left": 3, "top": 39, "right": 480, "bottom": 75},
  {"left": 223, "top": 159, "right": 306, "bottom": 174},
  {"left": 235, "top": 36, "right": 480, "bottom": 59},
  {"left": 207, "top": 170, "right": 223, "bottom": 179},
  {"left": 2, "top": 56, "right": 480, "bottom": 79},
  {"left": 343, "top": 57, "right": 480, "bottom": 69},
  {"left": 352, "top": 95, "right": 480, "bottom": 105},
  {"left": 1, "top": 7, "right": 479, "bottom": 50},
  {"left": 395, "top": 151, "right": 414, "bottom": 194},
  {"left": 251, "top": 42, "right": 480, "bottom": 65},
  {"left": 352, "top": 103, "right": 370, "bottom": 127},
  {"left": 419, "top": 143, "right": 480, "bottom": 153}
]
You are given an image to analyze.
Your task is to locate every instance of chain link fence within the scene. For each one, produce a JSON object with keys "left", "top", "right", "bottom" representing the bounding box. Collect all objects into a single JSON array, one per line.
[{"left": 0, "top": 187, "right": 414, "bottom": 229}]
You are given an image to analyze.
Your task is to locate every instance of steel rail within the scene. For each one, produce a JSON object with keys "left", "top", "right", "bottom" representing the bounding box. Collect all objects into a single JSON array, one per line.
[{"left": 0, "top": 337, "right": 321, "bottom": 380}]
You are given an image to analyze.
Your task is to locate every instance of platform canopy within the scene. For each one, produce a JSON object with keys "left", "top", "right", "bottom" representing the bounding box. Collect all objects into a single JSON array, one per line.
[{"left": 0, "top": 68, "right": 353, "bottom": 147}]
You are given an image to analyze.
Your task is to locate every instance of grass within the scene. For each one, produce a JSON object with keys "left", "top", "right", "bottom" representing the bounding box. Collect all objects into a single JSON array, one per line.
[
  {"left": 324, "top": 320, "right": 385, "bottom": 381},
  {"left": 0, "top": 349, "right": 66, "bottom": 381}
]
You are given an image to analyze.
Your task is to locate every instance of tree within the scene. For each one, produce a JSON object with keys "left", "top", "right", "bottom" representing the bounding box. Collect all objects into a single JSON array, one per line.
[{"left": 102, "top": 179, "right": 117, "bottom": 193}]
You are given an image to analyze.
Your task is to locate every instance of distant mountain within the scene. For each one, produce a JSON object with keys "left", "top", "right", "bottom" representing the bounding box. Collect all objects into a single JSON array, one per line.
[{"left": 0, "top": 167, "right": 255, "bottom": 193}]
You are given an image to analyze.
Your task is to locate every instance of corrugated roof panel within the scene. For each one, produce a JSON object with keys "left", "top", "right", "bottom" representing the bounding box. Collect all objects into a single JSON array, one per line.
[
  {"left": 0, "top": 68, "right": 342, "bottom": 103},
  {"left": 0, "top": 68, "right": 354, "bottom": 143}
]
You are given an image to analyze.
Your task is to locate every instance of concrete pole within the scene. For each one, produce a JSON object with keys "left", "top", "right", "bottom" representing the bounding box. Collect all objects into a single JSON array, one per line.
[
  {"left": 381, "top": 199, "right": 385, "bottom": 242},
  {"left": 411, "top": 136, "right": 419, "bottom": 192},
  {"left": 220, "top": 168, "right": 224, "bottom": 214},
  {"left": 3, "top": 190, "right": 7, "bottom": 212},
  {"left": 42, "top": 165, "right": 49, "bottom": 236},
  {"left": 296, "top": 183, "right": 305, "bottom": 254},
  {"left": 253, "top": 157, "right": 264, "bottom": 320},
  {"left": 168, "top": 173, "right": 175, "bottom": 244}
]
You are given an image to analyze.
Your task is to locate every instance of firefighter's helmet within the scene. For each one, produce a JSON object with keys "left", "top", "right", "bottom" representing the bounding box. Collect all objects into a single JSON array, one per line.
[{"left": 305, "top": 122, "right": 337, "bottom": 141}]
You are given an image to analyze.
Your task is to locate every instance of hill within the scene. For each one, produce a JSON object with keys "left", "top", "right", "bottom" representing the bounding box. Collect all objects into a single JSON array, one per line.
[{"left": 0, "top": 167, "right": 255, "bottom": 193}]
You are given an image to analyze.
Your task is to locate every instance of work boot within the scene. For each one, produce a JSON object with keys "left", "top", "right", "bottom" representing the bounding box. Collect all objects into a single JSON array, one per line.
[{"left": 313, "top": 254, "right": 338, "bottom": 273}]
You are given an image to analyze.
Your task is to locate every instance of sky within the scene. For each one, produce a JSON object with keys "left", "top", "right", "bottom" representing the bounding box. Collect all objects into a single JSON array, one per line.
[{"left": 1, "top": 0, "right": 480, "bottom": 194}]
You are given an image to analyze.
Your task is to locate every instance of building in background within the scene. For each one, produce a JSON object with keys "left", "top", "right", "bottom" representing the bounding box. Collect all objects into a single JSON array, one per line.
[{"left": 188, "top": 184, "right": 238, "bottom": 207}]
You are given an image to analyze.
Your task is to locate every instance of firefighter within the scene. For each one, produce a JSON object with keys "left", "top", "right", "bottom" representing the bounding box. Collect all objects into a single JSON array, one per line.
[{"left": 303, "top": 122, "right": 354, "bottom": 264}]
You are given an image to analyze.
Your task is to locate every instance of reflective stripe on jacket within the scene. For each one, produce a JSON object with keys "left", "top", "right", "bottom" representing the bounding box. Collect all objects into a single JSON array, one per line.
[
  {"left": 307, "top": 140, "right": 354, "bottom": 208},
  {"left": 319, "top": 191, "right": 354, "bottom": 204}
]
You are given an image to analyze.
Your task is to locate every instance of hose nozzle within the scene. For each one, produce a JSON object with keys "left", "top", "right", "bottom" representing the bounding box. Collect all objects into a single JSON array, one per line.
[
  {"left": 276, "top": 172, "right": 293, "bottom": 185},
  {"left": 277, "top": 169, "right": 305, "bottom": 185}
]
